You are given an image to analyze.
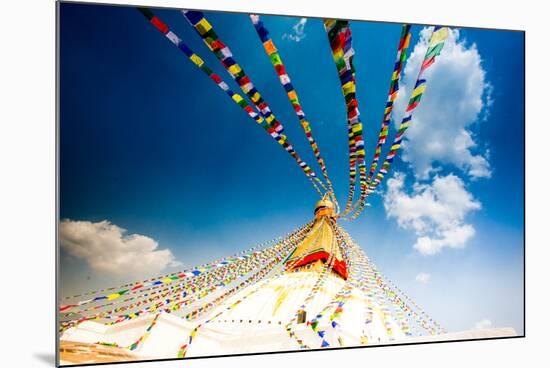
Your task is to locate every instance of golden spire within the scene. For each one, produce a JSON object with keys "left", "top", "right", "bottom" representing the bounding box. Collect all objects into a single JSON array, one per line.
[{"left": 284, "top": 198, "right": 347, "bottom": 279}]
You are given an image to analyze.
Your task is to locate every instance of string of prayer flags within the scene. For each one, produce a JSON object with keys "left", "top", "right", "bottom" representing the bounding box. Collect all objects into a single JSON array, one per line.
[
  {"left": 60, "top": 15, "right": 451, "bottom": 353},
  {"left": 345, "top": 24, "right": 412, "bottom": 219},
  {"left": 176, "top": 232, "right": 312, "bottom": 358},
  {"left": 323, "top": 20, "right": 367, "bottom": 215},
  {"left": 59, "top": 223, "right": 313, "bottom": 334},
  {"left": 62, "top": 237, "right": 268, "bottom": 302},
  {"left": 60, "top": 236, "right": 281, "bottom": 312},
  {"left": 181, "top": 10, "right": 285, "bottom": 135},
  {"left": 365, "top": 24, "right": 411, "bottom": 187},
  {"left": 137, "top": 8, "right": 324, "bottom": 196},
  {"left": 180, "top": 9, "right": 327, "bottom": 195},
  {"left": 249, "top": 14, "right": 336, "bottom": 203},
  {"left": 363, "top": 27, "right": 449, "bottom": 202}
]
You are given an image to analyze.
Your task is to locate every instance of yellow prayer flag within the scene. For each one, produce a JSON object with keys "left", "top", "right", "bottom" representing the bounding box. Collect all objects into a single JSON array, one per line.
[
  {"left": 228, "top": 64, "right": 242, "bottom": 76},
  {"left": 324, "top": 19, "right": 336, "bottom": 28},
  {"left": 251, "top": 92, "right": 261, "bottom": 102},
  {"left": 429, "top": 27, "right": 448, "bottom": 46},
  {"left": 342, "top": 81, "right": 356, "bottom": 95},
  {"left": 411, "top": 84, "right": 426, "bottom": 99},
  {"left": 196, "top": 18, "right": 212, "bottom": 35},
  {"left": 190, "top": 54, "right": 203, "bottom": 67}
]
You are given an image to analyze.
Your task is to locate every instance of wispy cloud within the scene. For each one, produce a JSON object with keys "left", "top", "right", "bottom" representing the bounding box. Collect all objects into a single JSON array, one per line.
[
  {"left": 60, "top": 219, "right": 181, "bottom": 278},
  {"left": 283, "top": 18, "right": 307, "bottom": 42},
  {"left": 415, "top": 272, "right": 431, "bottom": 283},
  {"left": 473, "top": 319, "right": 492, "bottom": 330},
  {"left": 384, "top": 172, "right": 481, "bottom": 255}
]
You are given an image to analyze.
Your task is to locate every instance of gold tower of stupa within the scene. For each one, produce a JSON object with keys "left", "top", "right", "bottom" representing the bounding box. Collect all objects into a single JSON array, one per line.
[{"left": 285, "top": 198, "right": 348, "bottom": 279}]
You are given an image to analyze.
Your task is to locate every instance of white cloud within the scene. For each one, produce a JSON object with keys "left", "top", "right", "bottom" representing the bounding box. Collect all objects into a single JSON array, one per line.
[
  {"left": 393, "top": 27, "right": 491, "bottom": 180},
  {"left": 384, "top": 172, "right": 481, "bottom": 255},
  {"left": 415, "top": 272, "right": 431, "bottom": 283},
  {"left": 60, "top": 219, "right": 181, "bottom": 278},
  {"left": 474, "top": 319, "right": 492, "bottom": 330},
  {"left": 283, "top": 18, "right": 307, "bottom": 42}
]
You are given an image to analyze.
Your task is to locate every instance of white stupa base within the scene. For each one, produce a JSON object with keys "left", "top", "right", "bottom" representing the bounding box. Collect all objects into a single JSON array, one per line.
[
  {"left": 60, "top": 272, "right": 517, "bottom": 363},
  {"left": 61, "top": 312, "right": 517, "bottom": 364}
]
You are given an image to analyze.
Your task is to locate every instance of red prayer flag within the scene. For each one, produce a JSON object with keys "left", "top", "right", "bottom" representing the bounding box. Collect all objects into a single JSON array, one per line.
[{"left": 151, "top": 16, "right": 169, "bottom": 34}]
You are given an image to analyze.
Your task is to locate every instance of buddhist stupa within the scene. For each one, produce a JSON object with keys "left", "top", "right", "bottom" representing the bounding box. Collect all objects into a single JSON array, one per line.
[
  {"left": 57, "top": 8, "right": 520, "bottom": 366},
  {"left": 59, "top": 199, "right": 515, "bottom": 364}
]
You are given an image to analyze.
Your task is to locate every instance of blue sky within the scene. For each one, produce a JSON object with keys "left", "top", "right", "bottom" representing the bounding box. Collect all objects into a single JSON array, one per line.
[{"left": 59, "top": 3, "right": 524, "bottom": 334}]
